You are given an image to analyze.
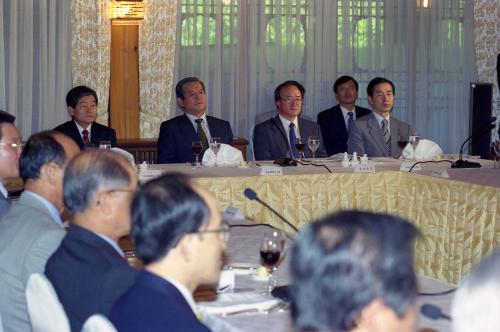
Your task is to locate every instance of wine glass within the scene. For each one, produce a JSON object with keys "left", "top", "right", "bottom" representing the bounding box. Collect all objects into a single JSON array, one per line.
[
  {"left": 307, "top": 136, "right": 320, "bottom": 159},
  {"left": 260, "top": 230, "right": 284, "bottom": 294},
  {"left": 398, "top": 135, "right": 409, "bottom": 159},
  {"left": 99, "top": 141, "right": 111, "bottom": 149},
  {"left": 408, "top": 135, "right": 420, "bottom": 160},
  {"left": 191, "top": 141, "right": 202, "bottom": 168},
  {"left": 494, "top": 140, "right": 500, "bottom": 168},
  {"left": 295, "top": 138, "right": 306, "bottom": 160},
  {"left": 209, "top": 137, "right": 221, "bottom": 166}
]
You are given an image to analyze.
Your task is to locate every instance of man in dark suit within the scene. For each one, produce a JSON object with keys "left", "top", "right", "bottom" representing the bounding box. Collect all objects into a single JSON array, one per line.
[
  {"left": 317, "top": 76, "right": 371, "bottom": 155},
  {"left": 110, "top": 174, "right": 227, "bottom": 331},
  {"left": 54, "top": 86, "right": 117, "bottom": 150},
  {"left": 45, "top": 149, "right": 138, "bottom": 332},
  {"left": 253, "top": 80, "right": 326, "bottom": 161},
  {"left": 0, "top": 110, "right": 21, "bottom": 220},
  {"left": 0, "top": 131, "right": 79, "bottom": 332},
  {"left": 157, "top": 77, "right": 233, "bottom": 163},
  {"left": 348, "top": 77, "right": 414, "bottom": 157}
]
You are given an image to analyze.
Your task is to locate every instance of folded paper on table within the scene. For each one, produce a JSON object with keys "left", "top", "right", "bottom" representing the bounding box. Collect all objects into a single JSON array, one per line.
[
  {"left": 199, "top": 292, "right": 280, "bottom": 315},
  {"left": 402, "top": 139, "right": 442, "bottom": 161},
  {"left": 111, "top": 147, "right": 135, "bottom": 165},
  {"left": 202, "top": 144, "right": 244, "bottom": 167}
]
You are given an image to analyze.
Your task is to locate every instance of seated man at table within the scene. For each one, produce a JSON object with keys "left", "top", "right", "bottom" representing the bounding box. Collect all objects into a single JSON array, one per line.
[
  {"left": 253, "top": 80, "right": 326, "bottom": 160},
  {"left": 110, "top": 174, "right": 227, "bottom": 331},
  {"left": 452, "top": 250, "right": 500, "bottom": 332},
  {"left": 0, "top": 131, "right": 79, "bottom": 331},
  {"left": 0, "top": 110, "right": 21, "bottom": 219},
  {"left": 54, "top": 85, "right": 117, "bottom": 150},
  {"left": 157, "top": 77, "right": 234, "bottom": 164},
  {"left": 45, "top": 149, "right": 138, "bottom": 332},
  {"left": 289, "top": 211, "right": 418, "bottom": 332},
  {"left": 348, "top": 77, "right": 414, "bottom": 157},
  {"left": 317, "top": 76, "right": 371, "bottom": 155}
]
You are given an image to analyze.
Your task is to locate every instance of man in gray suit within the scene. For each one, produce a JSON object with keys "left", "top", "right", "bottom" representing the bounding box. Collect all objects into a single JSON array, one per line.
[
  {"left": 348, "top": 77, "right": 414, "bottom": 157},
  {"left": 0, "top": 110, "right": 22, "bottom": 220},
  {"left": 0, "top": 131, "right": 79, "bottom": 331},
  {"left": 253, "top": 80, "right": 326, "bottom": 160}
]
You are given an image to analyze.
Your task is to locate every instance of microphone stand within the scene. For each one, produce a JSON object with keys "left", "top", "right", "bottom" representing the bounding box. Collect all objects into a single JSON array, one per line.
[{"left": 451, "top": 122, "right": 496, "bottom": 168}]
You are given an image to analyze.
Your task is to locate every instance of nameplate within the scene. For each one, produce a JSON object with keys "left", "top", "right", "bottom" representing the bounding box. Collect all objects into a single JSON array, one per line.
[
  {"left": 400, "top": 162, "right": 421, "bottom": 172},
  {"left": 431, "top": 169, "right": 449, "bottom": 179},
  {"left": 138, "top": 169, "right": 163, "bottom": 182},
  {"left": 353, "top": 164, "right": 376, "bottom": 173},
  {"left": 260, "top": 166, "right": 283, "bottom": 176}
]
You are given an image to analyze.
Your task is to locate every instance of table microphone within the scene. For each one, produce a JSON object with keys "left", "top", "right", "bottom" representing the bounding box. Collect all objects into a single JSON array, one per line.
[
  {"left": 420, "top": 304, "right": 451, "bottom": 321},
  {"left": 243, "top": 188, "right": 299, "bottom": 233},
  {"left": 451, "top": 116, "right": 496, "bottom": 168}
]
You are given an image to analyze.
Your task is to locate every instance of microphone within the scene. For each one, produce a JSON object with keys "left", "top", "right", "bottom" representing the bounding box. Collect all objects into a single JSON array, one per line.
[
  {"left": 243, "top": 188, "right": 299, "bottom": 233},
  {"left": 420, "top": 304, "right": 451, "bottom": 321},
  {"left": 451, "top": 116, "right": 497, "bottom": 168}
]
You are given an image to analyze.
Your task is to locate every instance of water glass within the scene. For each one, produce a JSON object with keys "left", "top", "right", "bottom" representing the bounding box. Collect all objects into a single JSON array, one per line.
[{"left": 307, "top": 136, "right": 320, "bottom": 159}]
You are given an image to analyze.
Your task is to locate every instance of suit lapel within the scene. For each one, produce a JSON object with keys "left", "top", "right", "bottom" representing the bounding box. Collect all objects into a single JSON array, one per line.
[
  {"left": 182, "top": 114, "right": 199, "bottom": 140},
  {"left": 271, "top": 116, "right": 290, "bottom": 157},
  {"left": 333, "top": 106, "right": 348, "bottom": 138},
  {"left": 68, "top": 121, "right": 85, "bottom": 148},
  {"left": 366, "top": 114, "right": 387, "bottom": 155}
]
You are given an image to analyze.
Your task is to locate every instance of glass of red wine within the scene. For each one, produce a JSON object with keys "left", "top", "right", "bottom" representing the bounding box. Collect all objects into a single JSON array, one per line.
[
  {"left": 260, "top": 230, "right": 284, "bottom": 294},
  {"left": 295, "top": 138, "right": 306, "bottom": 160},
  {"left": 398, "top": 135, "right": 409, "bottom": 159},
  {"left": 192, "top": 141, "right": 202, "bottom": 168}
]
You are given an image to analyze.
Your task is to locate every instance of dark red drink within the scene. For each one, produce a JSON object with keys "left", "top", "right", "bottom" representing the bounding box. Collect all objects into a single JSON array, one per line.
[
  {"left": 295, "top": 142, "right": 305, "bottom": 153},
  {"left": 398, "top": 140, "right": 408, "bottom": 149},
  {"left": 260, "top": 250, "right": 281, "bottom": 268},
  {"left": 192, "top": 146, "right": 203, "bottom": 156}
]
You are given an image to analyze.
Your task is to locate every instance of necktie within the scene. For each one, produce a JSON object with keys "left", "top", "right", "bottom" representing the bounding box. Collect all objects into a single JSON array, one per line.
[
  {"left": 195, "top": 119, "right": 209, "bottom": 149},
  {"left": 82, "top": 129, "right": 89, "bottom": 145},
  {"left": 347, "top": 112, "right": 354, "bottom": 132},
  {"left": 289, "top": 123, "right": 299, "bottom": 158},
  {"left": 381, "top": 119, "right": 391, "bottom": 155}
]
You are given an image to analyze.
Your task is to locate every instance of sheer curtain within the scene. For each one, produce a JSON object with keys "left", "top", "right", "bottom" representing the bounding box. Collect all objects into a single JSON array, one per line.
[
  {"left": 174, "top": 0, "right": 476, "bottom": 155},
  {"left": 0, "top": 0, "right": 72, "bottom": 139}
]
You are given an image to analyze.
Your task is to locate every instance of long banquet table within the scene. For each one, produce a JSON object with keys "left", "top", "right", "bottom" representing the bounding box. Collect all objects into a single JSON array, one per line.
[{"left": 147, "top": 157, "right": 500, "bottom": 285}]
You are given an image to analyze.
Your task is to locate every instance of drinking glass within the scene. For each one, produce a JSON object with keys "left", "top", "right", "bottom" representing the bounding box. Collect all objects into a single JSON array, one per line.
[
  {"left": 408, "top": 135, "right": 420, "bottom": 160},
  {"left": 295, "top": 138, "right": 306, "bottom": 159},
  {"left": 307, "top": 136, "right": 320, "bottom": 159},
  {"left": 192, "top": 141, "right": 202, "bottom": 168},
  {"left": 260, "top": 230, "right": 284, "bottom": 294},
  {"left": 209, "top": 137, "right": 221, "bottom": 166},
  {"left": 398, "top": 136, "right": 409, "bottom": 159},
  {"left": 494, "top": 140, "right": 500, "bottom": 168},
  {"left": 99, "top": 141, "right": 111, "bottom": 149}
]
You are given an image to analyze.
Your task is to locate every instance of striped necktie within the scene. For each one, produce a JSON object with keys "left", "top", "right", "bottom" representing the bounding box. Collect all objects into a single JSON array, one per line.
[
  {"left": 381, "top": 119, "right": 391, "bottom": 155},
  {"left": 195, "top": 119, "right": 209, "bottom": 149},
  {"left": 82, "top": 129, "right": 89, "bottom": 145},
  {"left": 289, "top": 123, "right": 299, "bottom": 158}
]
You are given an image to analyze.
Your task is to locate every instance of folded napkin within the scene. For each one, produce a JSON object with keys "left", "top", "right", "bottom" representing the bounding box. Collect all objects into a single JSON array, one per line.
[
  {"left": 402, "top": 139, "right": 443, "bottom": 161},
  {"left": 198, "top": 292, "right": 280, "bottom": 316},
  {"left": 202, "top": 144, "right": 243, "bottom": 167},
  {"left": 111, "top": 147, "right": 135, "bottom": 165}
]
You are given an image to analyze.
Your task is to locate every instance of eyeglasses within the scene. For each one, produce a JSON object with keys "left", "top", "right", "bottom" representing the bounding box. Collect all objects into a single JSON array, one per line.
[
  {"left": 280, "top": 96, "right": 302, "bottom": 102},
  {"left": 0, "top": 142, "right": 24, "bottom": 150},
  {"left": 191, "top": 221, "right": 230, "bottom": 242}
]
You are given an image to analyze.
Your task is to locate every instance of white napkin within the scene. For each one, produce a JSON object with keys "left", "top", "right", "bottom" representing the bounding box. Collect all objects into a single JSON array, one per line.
[
  {"left": 198, "top": 292, "right": 280, "bottom": 316},
  {"left": 202, "top": 144, "right": 243, "bottom": 167},
  {"left": 402, "top": 139, "right": 443, "bottom": 161},
  {"left": 111, "top": 147, "right": 135, "bottom": 165}
]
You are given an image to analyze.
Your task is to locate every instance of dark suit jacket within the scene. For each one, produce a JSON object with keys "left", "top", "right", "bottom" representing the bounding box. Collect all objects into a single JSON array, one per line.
[
  {"left": 253, "top": 115, "right": 327, "bottom": 161},
  {"left": 317, "top": 105, "right": 371, "bottom": 155},
  {"left": 157, "top": 114, "right": 234, "bottom": 164},
  {"left": 110, "top": 270, "right": 210, "bottom": 332},
  {"left": 53, "top": 120, "right": 117, "bottom": 150},
  {"left": 45, "top": 225, "right": 137, "bottom": 332},
  {"left": 347, "top": 112, "right": 414, "bottom": 157}
]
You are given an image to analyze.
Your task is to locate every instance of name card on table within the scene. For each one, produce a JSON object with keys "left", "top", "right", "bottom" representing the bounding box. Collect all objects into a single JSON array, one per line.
[
  {"left": 138, "top": 169, "right": 163, "bottom": 182},
  {"left": 400, "top": 162, "right": 422, "bottom": 172},
  {"left": 353, "top": 164, "right": 376, "bottom": 173},
  {"left": 431, "top": 169, "right": 450, "bottom": 179},
  {"left": 259, "top": 166, "right": 283, "bottom": 176}
]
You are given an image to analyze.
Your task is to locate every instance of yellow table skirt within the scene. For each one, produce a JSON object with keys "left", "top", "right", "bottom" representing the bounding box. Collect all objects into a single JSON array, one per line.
[{"left": 196, "top": 171, "right": 500, "bottom": 285}]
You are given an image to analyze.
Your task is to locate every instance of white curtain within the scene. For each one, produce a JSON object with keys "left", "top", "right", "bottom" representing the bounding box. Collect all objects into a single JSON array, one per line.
[
  {"left": 0, "top": 0, "right": 72, "bottom": 139},
  {"left": 174, "top": 0, "right": 476, "bottom": 155}
]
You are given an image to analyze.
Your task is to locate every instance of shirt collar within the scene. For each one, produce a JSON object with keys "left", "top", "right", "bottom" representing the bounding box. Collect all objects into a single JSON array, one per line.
[
  {"left": 278, "top": 114, "right": 300, "bottom": 137},
  {"left": 0, "top": 183, "right": 7, "bottom": 199},
  {"left": 372, "top": 111, "right": 390, "bottom": 128},
  {"left": 185, "top": 112, "right": 207, "bottom": 127},
  {"left": 24, "top": 191, "right": 64, "bottom": 226},
  {"left": 74, "top": 121, "right": 92, "bottom": 136},
  {"left": 94, "top": 231, "right": 125, "bottom": 257},
  {"left": 163, "top": 275, "right": 198, "bottom": 314}
]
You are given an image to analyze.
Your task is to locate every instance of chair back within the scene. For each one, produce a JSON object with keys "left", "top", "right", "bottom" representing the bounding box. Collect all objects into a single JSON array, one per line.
[
  {"left": 25, "top": 273, "right": 70, "bottom": 332},
  {"left": 81, "top": 314, "right": 117, "bottom": 332}
]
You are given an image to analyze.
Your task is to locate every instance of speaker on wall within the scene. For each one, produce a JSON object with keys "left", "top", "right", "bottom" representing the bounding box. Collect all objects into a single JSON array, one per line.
[{"left": 469, "top": 82, "right": 493, "bottom": 159}]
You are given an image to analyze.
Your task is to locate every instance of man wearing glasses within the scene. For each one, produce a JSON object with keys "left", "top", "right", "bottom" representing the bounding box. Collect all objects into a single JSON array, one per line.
[
  {"left": 45, "top": 149, "right": 138, "bottom": 332},
  {"left": 253, "top": 80, "right": 326, "bottom": 161},
  {"left": 0, "top": 110, "right": 21, "bottom": 219},
  {"left": 110, "top": 174, "right": 228, "bottom": 332}
]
